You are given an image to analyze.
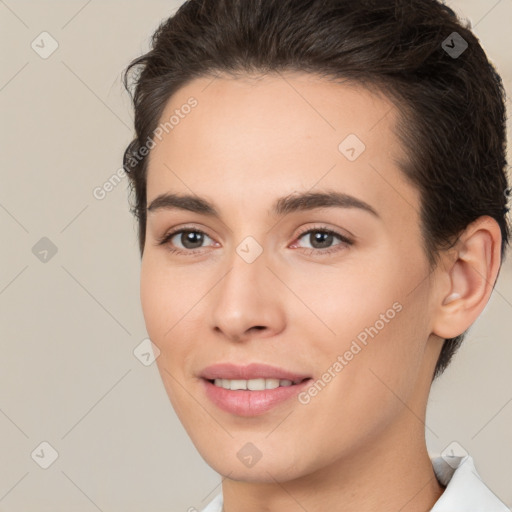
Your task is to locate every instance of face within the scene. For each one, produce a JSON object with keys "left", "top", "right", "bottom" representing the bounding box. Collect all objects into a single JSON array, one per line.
[{"left": 141, "top": 72, "right": 441, "bottom": 482}]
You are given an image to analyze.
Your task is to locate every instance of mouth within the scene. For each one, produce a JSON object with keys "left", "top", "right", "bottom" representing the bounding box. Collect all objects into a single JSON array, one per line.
[
  {"left": 200, "top": 377, "right": 313, "bottom": 417},
  {"left": 199, "top": 362, "right": 313, "bottom": 416},
  {"left": 199, "top": 362, "right": 312, "bottom": 383},
  {"left": 204, "top": 377, "right": 311, "bottom": 390}
]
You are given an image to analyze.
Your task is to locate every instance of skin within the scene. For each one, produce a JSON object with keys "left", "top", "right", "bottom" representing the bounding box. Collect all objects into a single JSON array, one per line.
[{"left": 140, "top": 72, "right": 502, "bottom": 512}]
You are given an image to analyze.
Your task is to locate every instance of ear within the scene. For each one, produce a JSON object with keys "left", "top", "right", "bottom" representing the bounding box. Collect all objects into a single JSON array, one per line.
[{"left": 432, "top": 216, "right": 502, "bottom": 339}]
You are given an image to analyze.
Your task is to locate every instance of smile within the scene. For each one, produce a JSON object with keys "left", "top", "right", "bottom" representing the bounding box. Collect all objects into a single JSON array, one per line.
[
  {"left": 201, "top": 377, "right": 312, "bottom": 416},
  {"left": 211, "top": 377, "right": 305, "bottom": 390}
]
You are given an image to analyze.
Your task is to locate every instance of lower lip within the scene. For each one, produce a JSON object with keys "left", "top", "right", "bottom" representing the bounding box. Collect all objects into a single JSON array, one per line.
[{"left": 201, "top": 378, "right": 312, "bottom": 416}]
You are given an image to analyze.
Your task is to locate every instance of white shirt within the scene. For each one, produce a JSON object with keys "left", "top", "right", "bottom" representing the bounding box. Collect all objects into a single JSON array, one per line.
[{"left": 199, "top": 455, "right": 510, "bottom": 512}]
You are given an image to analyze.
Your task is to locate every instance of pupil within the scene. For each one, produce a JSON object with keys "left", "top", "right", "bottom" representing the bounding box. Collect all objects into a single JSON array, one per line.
[
  {"left": 183, "top": 231, "right": 203, "bottom": 249},
  {"left": 312, "top": 231, "right": 332, "bottom": 248}
]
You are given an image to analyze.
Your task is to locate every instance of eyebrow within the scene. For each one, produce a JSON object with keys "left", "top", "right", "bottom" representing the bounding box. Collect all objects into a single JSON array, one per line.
[{"left": 147, "top": 190, "right": 379, "bottom": 218}]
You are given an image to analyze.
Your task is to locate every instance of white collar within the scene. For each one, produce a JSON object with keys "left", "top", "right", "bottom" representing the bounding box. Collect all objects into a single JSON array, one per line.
[{"left": 430, "top": 454, "right": 509, "bottom": 511}]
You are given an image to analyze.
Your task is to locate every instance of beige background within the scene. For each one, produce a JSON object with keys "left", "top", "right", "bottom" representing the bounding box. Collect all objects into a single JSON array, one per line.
[{"left": 0, "top": 1, "right": 511, "bottom": 510}]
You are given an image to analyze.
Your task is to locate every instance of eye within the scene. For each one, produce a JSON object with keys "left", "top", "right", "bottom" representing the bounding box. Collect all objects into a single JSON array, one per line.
[
  {"left": 291, "top": 226, "right": 353, "bottom": 256},
  {"left": 156, "top": 227, "right": 217, "bottom": 255},
  {"left": 156, "top": 224, "right": 353, "bottom": 257}
]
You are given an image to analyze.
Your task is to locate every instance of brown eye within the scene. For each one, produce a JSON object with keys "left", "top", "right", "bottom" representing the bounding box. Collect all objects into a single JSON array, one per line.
[
  {"left": 293, "top": 227, "right": 353, "bottom": 256},
  {"left": 157, "top": 228, "right": 215, "bottom": 254}
]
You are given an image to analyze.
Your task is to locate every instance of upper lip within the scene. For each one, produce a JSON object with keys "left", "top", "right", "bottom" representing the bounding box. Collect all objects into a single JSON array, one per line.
[{"left": 199, "top": 363, "right": 311, "bottom": 383}]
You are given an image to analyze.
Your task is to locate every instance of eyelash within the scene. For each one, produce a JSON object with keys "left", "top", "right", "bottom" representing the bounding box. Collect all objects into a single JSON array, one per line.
[{"left": 156, "top": 224, "right": 353, "bottom": 257}]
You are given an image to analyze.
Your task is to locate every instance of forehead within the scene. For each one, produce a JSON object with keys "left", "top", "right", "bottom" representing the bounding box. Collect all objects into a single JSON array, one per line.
[{"left": 146, "top": 72, "right": 418, "bottom": 224}]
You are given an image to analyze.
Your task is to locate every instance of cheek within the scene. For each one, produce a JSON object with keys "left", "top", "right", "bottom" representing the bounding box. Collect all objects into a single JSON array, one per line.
[
  {"left": 295, "top": 261, "right": 398, "bottom": 341},
  {"left": 294, "top": 305, "right": 424, "bottom": 462},
  {"left": 140, "top": 260, "right": 193, "bottom": 412},
  {"left": 311, "top": 260, "right": 428, "bottom": 405},
  {"left": 140, "top": 256, "right": 182, "bottom": 343},
  {"left": 140, "top": 259, "right": 163, "bottom": 338},
  {"left": 140, "top": 257, "right": 201, "bottom": 380}
]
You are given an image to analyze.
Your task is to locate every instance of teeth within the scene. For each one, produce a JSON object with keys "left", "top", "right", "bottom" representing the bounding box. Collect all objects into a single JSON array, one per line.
[{"left": 213, "top": 378, "right": 295, "bottom": 390}]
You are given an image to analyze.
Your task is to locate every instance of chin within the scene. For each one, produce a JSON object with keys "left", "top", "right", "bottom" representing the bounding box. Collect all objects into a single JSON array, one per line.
[
  {"left": 210, "top": 460, "right": 304, "bottom": 483},
  {"left": 196, "top": 442, "right": 313, "bottom": 483}
]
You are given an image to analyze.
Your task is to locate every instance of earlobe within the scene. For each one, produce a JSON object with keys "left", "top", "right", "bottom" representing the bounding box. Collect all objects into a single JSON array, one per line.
[{"left": 432, "top": 216, "right": 502, "bottom": 339}]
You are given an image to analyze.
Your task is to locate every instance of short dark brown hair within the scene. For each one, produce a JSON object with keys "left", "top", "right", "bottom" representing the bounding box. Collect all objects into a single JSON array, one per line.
[{"left": 122, "top": 0, "right": 510, "bottom": 379}]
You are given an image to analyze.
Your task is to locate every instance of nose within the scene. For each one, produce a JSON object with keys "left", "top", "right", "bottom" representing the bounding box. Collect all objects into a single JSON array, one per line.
[{"left": 209, "top": 247, "right": 286, "bottom": 343}]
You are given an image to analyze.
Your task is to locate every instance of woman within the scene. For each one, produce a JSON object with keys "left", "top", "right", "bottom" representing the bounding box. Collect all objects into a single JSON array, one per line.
[{"left": 122, "top": 0, "right": 510, "bottom": 510}]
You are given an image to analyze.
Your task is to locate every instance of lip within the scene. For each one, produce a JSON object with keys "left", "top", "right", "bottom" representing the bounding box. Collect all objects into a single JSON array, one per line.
[
  {"left": 199, "top": 363, "right": 312, "bottom": 416},
  {"left": 199, "top": 362, "right": 311, "bottom": 382}
]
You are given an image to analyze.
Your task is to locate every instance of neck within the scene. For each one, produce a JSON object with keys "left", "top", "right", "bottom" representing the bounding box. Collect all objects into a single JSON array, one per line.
[{"left": 221, "top": 412, "right": 445, "bottom": 512}]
